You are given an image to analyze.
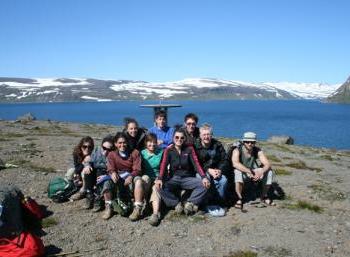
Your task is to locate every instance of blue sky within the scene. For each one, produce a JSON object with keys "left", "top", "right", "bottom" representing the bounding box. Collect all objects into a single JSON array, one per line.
[{"left": 0, "top": 0, "right": 349, "bottom": 83}]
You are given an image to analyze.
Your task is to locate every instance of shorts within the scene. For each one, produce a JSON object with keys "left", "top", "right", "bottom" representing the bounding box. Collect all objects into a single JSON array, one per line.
[
  {"left": 234, "top": 168, "right": 274, "bottom": 185},
  {"left": 141, "top": 175, "right": 161, "bottom": 203}
]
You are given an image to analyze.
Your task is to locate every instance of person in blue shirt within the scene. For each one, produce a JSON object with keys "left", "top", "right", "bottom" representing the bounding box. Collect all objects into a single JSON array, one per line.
[{"left": 148, "top": 110, "right": 174, "bottom": 149}]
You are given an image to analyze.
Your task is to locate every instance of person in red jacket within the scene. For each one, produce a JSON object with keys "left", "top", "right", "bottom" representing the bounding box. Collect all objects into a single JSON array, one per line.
[
  {"left": 154, "top": 128, "right": 210, "bottom": 215},
  {"left": 107, "top": 132, "right": 144, "bottom": 221}
]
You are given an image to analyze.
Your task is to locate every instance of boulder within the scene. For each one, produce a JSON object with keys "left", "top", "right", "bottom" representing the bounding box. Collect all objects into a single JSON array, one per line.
[
  {"left": 17, "top": 113, "right": 36, "bottom": 122},
  {"left": 267, "top": 135, "right": 294, "bottom": 145}
]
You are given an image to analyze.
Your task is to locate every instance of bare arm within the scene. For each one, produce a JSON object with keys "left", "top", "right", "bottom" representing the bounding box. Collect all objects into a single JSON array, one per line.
[
  {"left": 257, "top": 151, "right": 271, "bottom": 174},
  {"left": 231, "top": 149, "right": 254, "bottom": 176}
]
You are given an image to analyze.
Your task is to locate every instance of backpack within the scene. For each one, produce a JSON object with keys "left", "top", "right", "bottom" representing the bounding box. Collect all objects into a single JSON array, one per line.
[
  {"left": 225, "top": 141, "right": 242, "bottom": 170},
  {"left": 111, "top": 183, "right": 133, "bottom": 217},
  {"left": 0, "top": 185, "right": 24, "bottom": 237},
  {"left": 47, "top": 177, "right": 78, "bottom": 203}
]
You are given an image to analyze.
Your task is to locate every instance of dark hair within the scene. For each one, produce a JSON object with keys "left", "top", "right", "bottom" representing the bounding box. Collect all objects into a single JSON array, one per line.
[
  {"left": 174, "top": 127, "right": 186, "bottom": 138},
  {"left": 124, "top": 117, "right": 139, "bottom": 130},
  {"left": 73, "top": 136, "right": 94, "bottom": 163},
  {"left": 184, "top": 113, "right": 198, "bottom": 124},
  {"left": 144, "top": 133, "right": 157, "bottom": 146},
  {"left": 114, "top": 132, "right": 127, "bottom": 143},
  {"left": 102, "top": 135, "right": 115, "bottom": 150},
  {"left": 154, "top": 110, "right": 167, "bottom": 120}
]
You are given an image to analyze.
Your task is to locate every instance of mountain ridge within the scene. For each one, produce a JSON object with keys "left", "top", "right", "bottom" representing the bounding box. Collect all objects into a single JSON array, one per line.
[{"left": 0, "top": 77, "right": 340, "bottom": 103}]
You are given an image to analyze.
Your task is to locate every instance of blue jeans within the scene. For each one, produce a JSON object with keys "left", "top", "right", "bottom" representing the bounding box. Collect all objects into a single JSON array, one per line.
[{"left": 211, "top": 175, "right": 228, "bottom": 201}]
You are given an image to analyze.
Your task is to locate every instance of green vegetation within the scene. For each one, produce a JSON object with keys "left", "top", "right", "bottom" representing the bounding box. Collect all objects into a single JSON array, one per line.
[
  {"left": 309, "top": 183, "right": 346, "bottom": 201},
  {"left": 41, "top": 217, "right": 58, "bottom": 228},
  {"left": 267, "top": 154, "right": 282, "bottom": 163},
  {"left": 263, "top": 246, "right": 292, "bottom": 257},
  {"left": 273, "top": 144, "right": 295, "bottom": 153},
  {"left": 319, "top": 155, "right": 334, "bottom": 161},
  {"left": 282, "top": 200, "right": 323, "bottom": 213},
  {"left": 1, "top": 132, "right": 25, "bottom": 138},
  {"left": 274, "top": 167, "right": 292, "bottom": 176},
  {"left": 285, "top": 160, "right": 322, "bottom": 172},
  {"left": 225, "top": 251, "right": 257, "bottom": 257}
]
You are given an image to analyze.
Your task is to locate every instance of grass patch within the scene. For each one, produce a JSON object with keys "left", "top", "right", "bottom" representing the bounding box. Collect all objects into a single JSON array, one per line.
[
  {"left": 8, "top": 158, "right": 30, "bottom": 166},
  {"left": 189, "top": 214, "right": 207, "bottom": 223},
  {"left": 319, "top": 155, "right": 334, "bottom": 161},
  {"left": 225, "top": 250, "right": 257, "bottom": 257},
  {"left": 274, "top": 167, "right": 292, "bottom": 176},
  {"left": 263, "top": 246, "right": 292, "bottom": 257},
  {"left": 267, "top": 154, "right": 282, "bottom": 163},
  {"left": 27, "top": 163, "right": 56, "bottom": 173},
  {"left": 41, "top": 217, "right": 58, "bottom": 228},
  {"left": 309, "top": 183, "right": 346, "bottom": 201},
  {"left": 1, "top": 132, "right": 25, "bottom": 138},
  {"left": 285, "top": 160, "right": 322, "bottom": 172},
  {"left": 283, "top": 200, "right": 323, "bottom": 213},
  {"left": 273, "top": 144, "right": 295, "bottom": 153},
  {"left": 25, "top": 137, "right": 38, "bottom": 141}
]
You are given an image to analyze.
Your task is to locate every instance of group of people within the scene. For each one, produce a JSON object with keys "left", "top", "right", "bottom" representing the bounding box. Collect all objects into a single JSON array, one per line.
[{"left": 65, "top": 111, "right": 275, "bottom": 226}]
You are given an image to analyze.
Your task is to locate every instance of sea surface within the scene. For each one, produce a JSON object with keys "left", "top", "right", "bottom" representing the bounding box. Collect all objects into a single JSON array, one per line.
[{"left": 1, "top": 100, "right": 350, "bottom": 150}]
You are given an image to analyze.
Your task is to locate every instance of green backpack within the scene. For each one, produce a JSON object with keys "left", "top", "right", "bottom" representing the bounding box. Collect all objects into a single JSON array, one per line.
[
  {"left": 111, "top": 184, "right": 133, "bottom": 217},
  {"left": 47, "top": 177, "right": 77, "bottom": 203}
]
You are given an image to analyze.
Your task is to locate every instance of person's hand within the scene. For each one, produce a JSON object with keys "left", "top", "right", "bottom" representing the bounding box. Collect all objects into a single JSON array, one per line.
[
  {"left": 252, "top": 169, "right": 263, "bottom": 181},
  {"left": 124, "top": 176, "right": 133, "bottom": 186},
  {"left": 157, "top": 139, "right": 164, "bottom": 146},
  {"left": 83, "top": 155, "right": 91, "bottom": 163},
  {"left": 82, "top": 166, "right": 92, "bottom": 175},
  {"left": 96, "top": 175, "right": 106, "bottom": 184},
  {"left": 208, "top": 168, "right": 217, "bottom": 179},
  {"left": 202, "top": 177, "right": 211, "bottom": 189},
  {"left": 111, "top": 172, "right": 119, "bottom": 183},
  {"left": 154, "top": 179, "right": 163, "bottom": 190}
]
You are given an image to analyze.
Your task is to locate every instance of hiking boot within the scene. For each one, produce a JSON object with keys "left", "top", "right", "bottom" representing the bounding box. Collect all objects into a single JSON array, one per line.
[
  {"left": 174, "top": 202, "right": 184, "bottom": 214},
  {"left": 184, "top": 202, "right": 195, "bottom": 216},
  {"left": 149, "top": 213, "right": 160, "bottom": 226},
  {"left": 70, "top": 191, "right": 85, "bottom": 201},
  {"left": 129, "top": 205, "right": 143, "bottom": 221},
  {"left": 84, "top": 193, "right": 94, "bottom": 209},
  {"left": 93, "top": 200, "right": 104, "bottom": 212},
  {"left": 101, "top": 203, "right": 113, "bottom": 220}
]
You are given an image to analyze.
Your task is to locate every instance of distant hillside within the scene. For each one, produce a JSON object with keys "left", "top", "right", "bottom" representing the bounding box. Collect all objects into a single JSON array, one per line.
[
  {"left": 327, "top": 76, "right": 350, "bottom": 104},
  {"left": 0, "top": 77, "right": 339, "bottom": 103}
]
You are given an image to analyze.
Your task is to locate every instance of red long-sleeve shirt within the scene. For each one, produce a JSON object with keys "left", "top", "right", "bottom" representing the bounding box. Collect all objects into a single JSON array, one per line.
[{"left": 107, "top": 149, "right": 141, "bottom": 177}]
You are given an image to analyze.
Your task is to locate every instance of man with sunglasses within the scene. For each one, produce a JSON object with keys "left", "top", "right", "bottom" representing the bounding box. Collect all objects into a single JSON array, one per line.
[
  {"left": 183, "top": 113, "right": 200, "bottom": 146},
  {"left": 231, "top": 132, "right": 274, "bottom": 208}
]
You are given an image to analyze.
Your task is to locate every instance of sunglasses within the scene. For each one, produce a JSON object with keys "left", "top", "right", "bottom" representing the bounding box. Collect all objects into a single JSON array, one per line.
[
  {"left": 102, "top": 146, "right": 113, "bottom": 152},
  {"left": 175, "top": 136, "right": 185, "bottom": 140},
  {"left": 244, "top": 141, "right": 256, "bottom": 145},
  {"left": 82, "top": 145, "right": 92, "bottom": 150},
  {"left": 186, "top": 122, "right": 196, "bottom": 126}
]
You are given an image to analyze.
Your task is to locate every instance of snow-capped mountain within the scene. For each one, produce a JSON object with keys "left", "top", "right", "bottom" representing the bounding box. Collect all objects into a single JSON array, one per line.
[
  {"left": 0, "top": 77, "right": 340, "bottom": 103},
  {"left": 327, "top": 76, "right": 350, "bottom": 104}
]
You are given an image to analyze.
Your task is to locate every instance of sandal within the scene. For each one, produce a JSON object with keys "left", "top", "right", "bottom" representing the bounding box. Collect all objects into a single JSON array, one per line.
[{"left": 234, "top": 199, "right": 243, "bottom": 210}]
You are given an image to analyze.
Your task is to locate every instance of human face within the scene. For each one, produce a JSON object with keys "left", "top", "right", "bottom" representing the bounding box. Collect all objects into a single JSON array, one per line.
[
  {"left": 81, "top": 143, "right": 93, "bottom": 155},
  {"left": 146, "top": 140, "right": 157, "bottom": 153},
  {"left": 101, "top": 142, "right": 113, "bottom": 156},
  {"left": 200, "top": 129, "right": 212, "bottom": 146},
  {"left": 173, "top": 132, "right": 185, "bottom": 147},
  {"left": 115, "top": 138, "right": 127, "bottom": 152},
  {"left": 155, "top": 116, "right": 167, "bottom": 129},
  {"left": 185, "top": 118, "right": 197, "bottom": 134},
  {"left": 243, "top": 141, "right": 256, "bottom": 151},
  {"left": 127, "top": 122, "right": 138, "bottom": 138}
]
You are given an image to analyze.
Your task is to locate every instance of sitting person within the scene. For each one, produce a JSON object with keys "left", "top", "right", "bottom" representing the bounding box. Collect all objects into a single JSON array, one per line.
[
  {"left": 67, "top": 136, "right": 94, "bottom": 201},
  {"left": 194, "top": 123, "right": 228, "bottom": 205},
  {"left": 122, "top": 117, "right": 147, "bottom": 151},
  {"left": 148, "top": 110, "right": 174, "bottom": 149},
  {"left": 154, "top": 128, "right": 210, "bottom": 215},
  {"left": 107, "top": 132, "right": 145, "bottom": 221},
  {"left": 140, "top": 133, "right": 163, "bottom": 226},
  {"left": 231, "top": 132, "right": 275, "bottom": 208},
  {"left": 81, "top": 135, "right": 115, "bottom": 220},
  {"left": 183, "top": 113, "right": 200, "bottom": 146}
]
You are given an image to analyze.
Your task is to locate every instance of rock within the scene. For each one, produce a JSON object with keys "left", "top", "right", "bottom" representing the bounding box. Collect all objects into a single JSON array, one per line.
[
  {"left": 0, "top": 158, "right": 5, "bottom": 170},
  {"left": 267, "top": 135, "right": 294, "bottom": 145},
  {"left": 17, "top": 113, "right": 36, "bottom": 122}
]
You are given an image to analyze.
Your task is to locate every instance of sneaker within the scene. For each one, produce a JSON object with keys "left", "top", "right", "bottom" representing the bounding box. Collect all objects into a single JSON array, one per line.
[
  {"left": 129, "top": 205, "right": 143, "bottom": 221},
  {"left": 184, "top": 202, "right": 196, "bottom": 216},
  {"left": 70, "top": 191, "right": 86, "bottom": 201},
  {"left": 149, "top": 213, "right": 160, "bottom": 226},
  {"left": 101, "top": 203, "right": 113, "bottom": 220},
  {"left": 174, "top": 202, "right": 184, "bottom": 214}
]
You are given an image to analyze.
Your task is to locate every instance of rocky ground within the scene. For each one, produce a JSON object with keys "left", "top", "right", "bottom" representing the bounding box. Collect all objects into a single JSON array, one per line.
[{"left": 1, "top": 119, "right": 350, "bottom": 257}]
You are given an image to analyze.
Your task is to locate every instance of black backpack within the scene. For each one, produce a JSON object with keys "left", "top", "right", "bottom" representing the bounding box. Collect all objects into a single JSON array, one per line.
[{"left": 0, "top": 185, "right": 24, "bottom": 237}]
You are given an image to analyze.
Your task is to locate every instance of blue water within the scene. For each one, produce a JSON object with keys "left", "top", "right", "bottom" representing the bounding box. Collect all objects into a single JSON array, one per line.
[{"left": 1, "top": 100, "right": 350, "bottom": 150}]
